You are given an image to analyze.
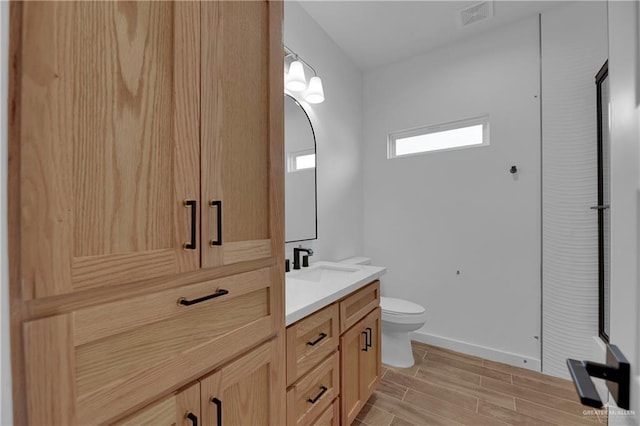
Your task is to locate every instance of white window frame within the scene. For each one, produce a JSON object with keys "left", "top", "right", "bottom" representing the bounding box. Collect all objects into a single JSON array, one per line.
[{"left": 387, "top": 114, "right": 490, "bottom": 159}]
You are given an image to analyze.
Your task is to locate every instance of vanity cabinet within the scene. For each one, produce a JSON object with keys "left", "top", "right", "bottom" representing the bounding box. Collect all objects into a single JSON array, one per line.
[
  {"left": 285, "top": 281, "right": 381, "bottom": 425},
  {"left": 10, "top": 1, "right": 285, "bottom": 425}
]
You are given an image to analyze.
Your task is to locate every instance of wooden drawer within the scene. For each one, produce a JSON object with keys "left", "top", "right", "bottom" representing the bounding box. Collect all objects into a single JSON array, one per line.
[
  {"left": 287, "top": 304, "right": 339, "bottom": 386},
  {"left": 339, "top": 281, "right": 380, "bottom": 333},
  {"left": 310, "top": 398, "right": 339, "bottom": 426},
  {"left": 286, "top": 351, "right": 340, "bottom": 426},
  {"left": 23, "top": 267, "right": 276, "bottom": 426}
]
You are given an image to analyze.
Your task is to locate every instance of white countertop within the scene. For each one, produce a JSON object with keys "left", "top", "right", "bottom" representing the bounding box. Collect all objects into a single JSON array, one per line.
[{"left": 285, "top": 261, "right": 387, "bottom": 326}]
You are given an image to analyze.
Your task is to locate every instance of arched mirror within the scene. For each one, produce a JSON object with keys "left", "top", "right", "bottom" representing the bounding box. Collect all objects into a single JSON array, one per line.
[{"left": 285, "top": 94, "right": 317, "bottom": 242}]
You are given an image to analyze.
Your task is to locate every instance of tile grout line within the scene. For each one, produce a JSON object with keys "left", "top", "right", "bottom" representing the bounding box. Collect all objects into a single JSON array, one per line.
[{"left": 475, "top": 398, "right": 480, "bottom": 414}]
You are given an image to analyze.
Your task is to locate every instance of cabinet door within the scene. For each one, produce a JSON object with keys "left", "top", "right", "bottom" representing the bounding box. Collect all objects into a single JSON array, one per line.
[
  {"left": 339, "top": 319, "right": 367, "bottom": 426},
  {"left": 361, "top": 307, "right": 382, "bottom": 398},
  {"left": 201, "top": 0, "right": 284, "bottom": 268},
  {"left": 113, "top": 383, "right": 200, "bottom": 426},
  {"left": 201, "top": 339, "right": 285, "bottom": 426},
  {"left": 18, "top": 2, "right": 201, "bottom": 300},
  {"left": 340, "top": 307, "right": 382, "bottom": 425}
]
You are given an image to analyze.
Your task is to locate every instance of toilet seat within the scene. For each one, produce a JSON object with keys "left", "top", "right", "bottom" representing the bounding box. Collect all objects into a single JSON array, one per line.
[
  {"left": 380, "top": 297, "right": 427, "bottom": 325},
  {"left": 381, "top": 297, "right": 425, "bottom": 315}
]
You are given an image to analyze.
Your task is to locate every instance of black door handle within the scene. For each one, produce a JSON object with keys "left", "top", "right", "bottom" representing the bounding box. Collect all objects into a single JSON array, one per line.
[
  {"left": 211, "top": 397, "right": 223, "bottom": 426},
  {"left": 184, "top": 200, "right": 197, "bottom": 250},
  {"left": 178, "top": 289, "right": 229, "bottom": 306},
  {"left": 361, "top": 331, "right": 368, "bottom": 351},
  {"left": 307, "top": 386, "right": 328, "bottom": 404},
  {"left": 365, "top": 327, "right": 372, "bottom": 349},
  {"left": 566, "top": 344, "right": 630, "bottom": 410},
  {"left": 185, "top": 412, "right": 198, "bottom": 426},
  {"left": 306, "top": 332, "right": 327, "bottom": 346},
  {"left": 210, "top": 200, "right": 222, "bottom": 246}
]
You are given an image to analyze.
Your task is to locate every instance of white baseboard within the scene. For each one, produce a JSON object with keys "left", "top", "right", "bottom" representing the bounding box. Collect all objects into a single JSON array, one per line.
[{"left": 411, "top": 331, "right": 542, "bottom": 372}]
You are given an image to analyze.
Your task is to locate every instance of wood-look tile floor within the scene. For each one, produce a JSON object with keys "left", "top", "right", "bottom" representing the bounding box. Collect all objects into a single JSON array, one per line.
[{"left": 354, "top": 341, "right": 607, "bottom": 426}]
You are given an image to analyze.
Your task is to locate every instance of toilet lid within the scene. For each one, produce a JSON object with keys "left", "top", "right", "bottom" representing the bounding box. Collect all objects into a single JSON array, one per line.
[{"left": 381, "top": 297, "right": 425, "bottom": 315}]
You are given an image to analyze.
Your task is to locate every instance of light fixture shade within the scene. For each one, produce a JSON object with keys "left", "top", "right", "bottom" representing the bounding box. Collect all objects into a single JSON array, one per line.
[
  {"left": 305, "top": 76, "right": 325, "bottom": 104},
  {"left": 286, "top": 60, "right": 307, "bottom": 92}
]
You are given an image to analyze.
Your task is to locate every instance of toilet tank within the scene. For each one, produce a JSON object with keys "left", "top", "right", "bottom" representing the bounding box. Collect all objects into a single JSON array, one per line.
[{"left": 339, "top": 256, "right": 371, "bottom": 266}]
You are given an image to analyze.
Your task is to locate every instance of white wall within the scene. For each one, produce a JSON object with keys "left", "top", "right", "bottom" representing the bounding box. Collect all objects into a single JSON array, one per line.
[
  {"left": 284, "top": 2, "right": 364, "bottom": 262},
  {"left": 363, "top": 17, "right": 542, "bottom": 369},
  {"left": 540, "top": 1, "right": 608, "bottom": 379},
  {"left": 1, "top": 0, "right": 13, "bottom": 423},
  {"left": 608, "top": 1, "right": 640, "bottom": 422}
]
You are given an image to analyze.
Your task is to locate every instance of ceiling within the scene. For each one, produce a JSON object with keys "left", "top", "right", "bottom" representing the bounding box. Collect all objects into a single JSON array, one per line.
[{"left": 298, "top": 1, "right": 563, "bottom": 71}]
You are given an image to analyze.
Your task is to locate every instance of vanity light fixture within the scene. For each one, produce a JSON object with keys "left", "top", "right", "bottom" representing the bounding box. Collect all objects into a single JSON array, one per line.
[
  {"left": 286, "top": 60, "right": 307, "bottom": 92},
  {"left": 284, "top": 45, "right": 325, "bottom": 104}
]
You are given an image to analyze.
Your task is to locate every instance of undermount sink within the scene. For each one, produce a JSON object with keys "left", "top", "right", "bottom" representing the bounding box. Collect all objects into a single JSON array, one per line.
[{"left": 291, "top": 264, "right": 359, "bottom": 283}]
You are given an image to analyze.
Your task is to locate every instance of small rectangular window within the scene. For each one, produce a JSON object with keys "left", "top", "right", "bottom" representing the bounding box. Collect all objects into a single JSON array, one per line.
[
  {"left": 287, "top": 149, "right": 316, "bottom": 172},
  {"left": 388, "top": 115, "right": 489, "bottom": 159},
  {"left": 295, "top": 154, "right": 316, "bottom": 170}
]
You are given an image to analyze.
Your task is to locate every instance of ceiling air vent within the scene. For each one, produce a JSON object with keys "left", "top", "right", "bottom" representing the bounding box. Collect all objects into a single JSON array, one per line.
[{"left": 459, "top": 1, "right": 494, "bottom": 27}]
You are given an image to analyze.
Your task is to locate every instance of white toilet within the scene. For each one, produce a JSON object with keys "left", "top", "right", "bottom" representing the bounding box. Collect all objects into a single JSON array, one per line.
[
  {"left": 340, "top": 257, "right": 427, "bottom": 368},
  {"left": 380, "top": 296, "right": 427, "bottom": 367}
]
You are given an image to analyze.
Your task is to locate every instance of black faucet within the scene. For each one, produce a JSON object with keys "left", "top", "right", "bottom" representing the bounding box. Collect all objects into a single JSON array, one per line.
[{"left": 293, "top": 246, "right": 314, "bottom": 270}]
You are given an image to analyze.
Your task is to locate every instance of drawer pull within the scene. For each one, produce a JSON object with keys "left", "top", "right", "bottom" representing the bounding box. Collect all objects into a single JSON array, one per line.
[
  {"left": 306, "top": 332, "right": 327, "bottom": 346},
  {"left": 362, "top": 331, "right": 369, "bottom": 352},
  {"left": 183, "top": 200, "right": 197, "bottom": 250},
  {"left": 185, "top": 412, "right": 198, "bottom": 426},
  {"left": 211, "top": 397, "right": 223, "bottom": 426},
  {"left": 366, "top": 327, "right": 372, "bottom": 349},
  {"left": 178, "top": 289, "right": 229, "bottom": 306},
  {"left": 307, "top": 385, "right": 328, "bottom": 404}
]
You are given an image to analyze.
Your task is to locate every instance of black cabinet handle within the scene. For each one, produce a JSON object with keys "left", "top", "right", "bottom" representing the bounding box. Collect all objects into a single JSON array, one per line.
[
  {"left": 307, "top": 386, "right": 328, "bottom": 404},
  {"left": 306, "top": 332, "right": 327, "bottom": 346},
  {"left": 210, "top": 200, "right": 222, "bottom": 246},
  {"left": 185, "top": 412, "right": 198, "bottom": 426},
  {"left": 361, "top": 331, "right": 368, "bottom": 351},
  {"left": 366, "top": 327, "right": 372, "bottom": 349},
  {"left": 211, "top": 397, "right": 223, "bottom": 426},
  {"left": 184, "top": 200, "right": 197, "bottom": 250},
  {"left": 178, "top": 289, "right": 229, "bottom": 306}
]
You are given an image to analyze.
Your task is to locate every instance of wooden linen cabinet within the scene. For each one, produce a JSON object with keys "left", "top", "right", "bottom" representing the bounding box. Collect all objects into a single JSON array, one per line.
[{"left": 9, "top": 1, "right": 286, "bottom": 425}]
